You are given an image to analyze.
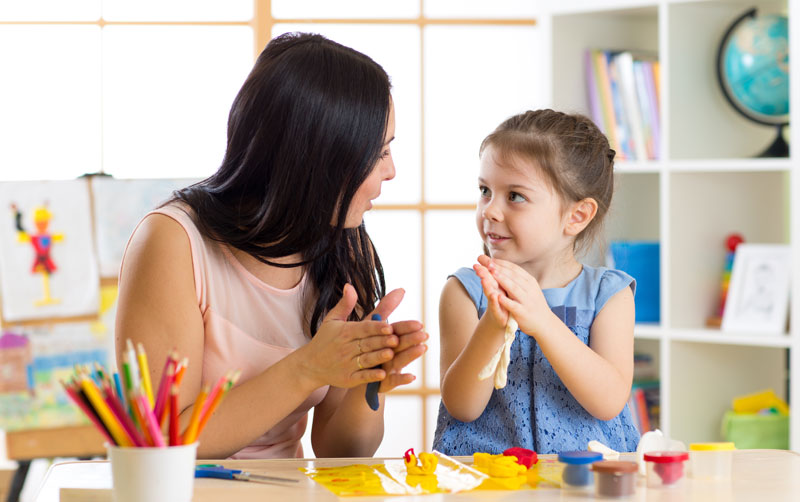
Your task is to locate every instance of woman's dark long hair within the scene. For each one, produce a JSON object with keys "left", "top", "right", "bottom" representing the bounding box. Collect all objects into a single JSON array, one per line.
[{"left": 170, "top": 32, "right": 390, "bottom": 334}]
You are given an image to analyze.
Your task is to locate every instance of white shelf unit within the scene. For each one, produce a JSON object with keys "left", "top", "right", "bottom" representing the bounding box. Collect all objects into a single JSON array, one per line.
[{"left": 543, "top": 0, "right": 797, "bottom": 450}]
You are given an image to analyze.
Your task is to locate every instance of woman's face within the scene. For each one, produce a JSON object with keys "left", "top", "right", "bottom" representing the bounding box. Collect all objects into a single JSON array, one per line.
[{"left": 344, "top": 99, "right": 396, "bottom": 228}]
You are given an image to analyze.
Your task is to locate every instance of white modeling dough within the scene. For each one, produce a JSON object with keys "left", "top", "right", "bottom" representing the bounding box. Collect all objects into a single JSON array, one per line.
[{"left": 477, "top": 315, "right": 518, "bottom": 389}]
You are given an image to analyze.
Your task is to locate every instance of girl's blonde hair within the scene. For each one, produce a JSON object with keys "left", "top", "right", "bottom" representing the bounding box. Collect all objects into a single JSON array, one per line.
[{"left": 480, "top": 109, "right": 615, "bottom": 254}]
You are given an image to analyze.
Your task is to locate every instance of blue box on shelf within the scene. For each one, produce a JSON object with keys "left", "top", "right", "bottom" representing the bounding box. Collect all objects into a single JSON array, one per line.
[{"left": 608, "top": 241, "right": 660, "bottom": 323}]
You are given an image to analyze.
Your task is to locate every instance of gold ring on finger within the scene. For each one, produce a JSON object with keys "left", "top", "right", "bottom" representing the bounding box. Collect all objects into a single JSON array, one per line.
[{"left": 357, "top": 354, "right": 363, "bottom": 370}]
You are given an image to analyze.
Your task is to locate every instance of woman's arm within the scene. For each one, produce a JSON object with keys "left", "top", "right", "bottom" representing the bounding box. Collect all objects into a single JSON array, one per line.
[
  {"left": 438, "top": 277, "right": 508, "bottom": 423},
  {"left": 116, "top": 214, "right": 404, "bottom": 458},
  {"left": 309, "top": 296, "right": 428, "bottom": 457}
]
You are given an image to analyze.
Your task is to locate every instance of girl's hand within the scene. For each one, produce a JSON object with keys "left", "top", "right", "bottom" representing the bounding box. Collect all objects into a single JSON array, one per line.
[
  {"left": 476, "top": 255, "right": 553, "bottom": 337},
  {"left": 473, "top": 259, "right": 509, "bottom": 329},
  {"left": 301, "top": 284, "right": 400, "bottom": 389}
]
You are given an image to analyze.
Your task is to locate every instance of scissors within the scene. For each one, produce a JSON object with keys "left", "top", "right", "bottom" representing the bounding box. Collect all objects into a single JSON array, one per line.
[{"left": 195, "top": 464, "right": 299, "bottom": 485}]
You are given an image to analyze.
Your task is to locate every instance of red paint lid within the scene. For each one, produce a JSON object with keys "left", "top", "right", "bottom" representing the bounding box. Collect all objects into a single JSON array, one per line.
[{"left": 643, "top": 451, "right": 689, "bottom": 463}]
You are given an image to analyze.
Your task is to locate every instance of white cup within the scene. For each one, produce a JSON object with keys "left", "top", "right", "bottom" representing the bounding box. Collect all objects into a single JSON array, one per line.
[{"left": 107, "top": 442, "right": 198, "bottom": 502}]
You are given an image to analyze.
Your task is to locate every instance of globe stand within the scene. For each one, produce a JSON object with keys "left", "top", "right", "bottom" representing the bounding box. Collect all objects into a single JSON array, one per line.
[{"left": 758, "top": 125, "right": 789, "bottom": 158}]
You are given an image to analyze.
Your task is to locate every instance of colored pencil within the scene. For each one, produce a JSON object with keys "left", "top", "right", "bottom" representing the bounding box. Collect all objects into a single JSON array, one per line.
[
  {"left": 174, "top": 358, "right": 189, "bottom": 387},
  {"left": 61, "top": 379, "right": 114, "bottom": 445},
  {"left": 156, "top": 364, "right": 176, "bottom": 427},
  {"left": 136, "top": 342, "right": 155, "bottom": 408},
  {"left": 103, "top": 385, "right": 144, "bottom": 447},
  {"left": 181, "top": 386, "right": 209, "bottom": 445},
  {"left": 196, "top": 372, "right": 238, "bottom": 439},
  {"left": 153, "top": 352, "right": 176, "bottom": 424},
  {"left": 79, "top": 376, "right": 134, "bottom": 447},
  {"left": 136, "top": 391, "right": 166, "bottom": 447},
  {"left": 201, "top": 371, "right": 230, "bottom": 418},
  {"left": 113, "top": 372, "right": 125, "bottom": 411},
  {"left": 63, "top": 350, "right": 239, "bottom": 450},
  {"left": 125, "top": 340, "right": 141, "bottom": 392},
  {"left": 169, "top": 385, "right": 180, "bottom": 446}
]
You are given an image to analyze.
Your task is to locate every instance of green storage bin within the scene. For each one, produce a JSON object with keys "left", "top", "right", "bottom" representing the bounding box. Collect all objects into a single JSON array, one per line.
[{"left": 722, "top": 411, "right": 789, "bottom": 449}]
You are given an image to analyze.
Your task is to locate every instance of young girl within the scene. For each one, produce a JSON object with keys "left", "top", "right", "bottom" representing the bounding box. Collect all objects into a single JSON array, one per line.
[{"left": 433, "top": 109, "right": 639, "bottom": 455}]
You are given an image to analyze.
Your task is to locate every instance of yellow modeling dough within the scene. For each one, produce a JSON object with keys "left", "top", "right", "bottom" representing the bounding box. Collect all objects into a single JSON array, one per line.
[{"left": 404, "top": 451, "right": 438, "bottom": 475}]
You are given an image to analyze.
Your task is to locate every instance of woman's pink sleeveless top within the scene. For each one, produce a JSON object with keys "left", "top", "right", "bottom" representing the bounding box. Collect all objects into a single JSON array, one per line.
[{"left": 134, "top": 203, "right": 328, "bottom": 459}]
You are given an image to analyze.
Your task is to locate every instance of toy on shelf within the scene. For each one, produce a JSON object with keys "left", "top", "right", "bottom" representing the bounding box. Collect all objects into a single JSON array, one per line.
[{"left": 707, "top": 233, "right": 745, "bottom": 328}]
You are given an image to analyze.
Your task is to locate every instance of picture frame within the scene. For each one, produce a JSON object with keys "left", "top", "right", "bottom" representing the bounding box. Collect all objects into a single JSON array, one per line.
[{"left": 721, "top": 244, "right": 791, "bottom": 334}]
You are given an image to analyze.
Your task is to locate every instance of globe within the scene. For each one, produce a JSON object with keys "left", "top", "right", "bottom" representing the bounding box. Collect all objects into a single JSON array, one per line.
[{"left": 716, "top": 9, "right": 789, "bottom": 157}]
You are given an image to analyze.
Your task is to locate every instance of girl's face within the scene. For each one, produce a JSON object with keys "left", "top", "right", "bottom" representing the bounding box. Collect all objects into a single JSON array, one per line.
[
  {"left": 344, "top": 100, "right": 396, "bottom": 228},
  {"left": 476, "top": 145, "right": 570, "bottom": 272}
]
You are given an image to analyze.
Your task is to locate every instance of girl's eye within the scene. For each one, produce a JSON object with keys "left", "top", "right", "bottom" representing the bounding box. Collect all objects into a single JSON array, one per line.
[
  {"left": 479, "top": 186, "right": 490, "bottom": 197},
  {"left": 509, "top": 192, "right": 526, "bottom": 202},
  {"left": 380, "top": 149, "right": 391, "bottom": 159}
]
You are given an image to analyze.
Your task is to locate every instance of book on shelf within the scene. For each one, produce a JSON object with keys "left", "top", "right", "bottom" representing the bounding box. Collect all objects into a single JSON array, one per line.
[
  {"left": 585, "top": 49, "right": 660, "bottom": 161},
  {"left": 629, "top": 379, "right": 660, "bottom": 434}
]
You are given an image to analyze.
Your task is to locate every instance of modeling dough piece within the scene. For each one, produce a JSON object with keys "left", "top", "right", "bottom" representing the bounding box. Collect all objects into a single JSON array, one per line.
[
  {"left": 404, "top": 448, "right": 438, "bottom": 475},
  {"left": 588, "top": 440, "right": 620, "bottom": 460},
  {"left": 503, "top": 447, "right": 538, "bottom": 468},
  {"left": 654, "top": 462, "right": 684, "bottom": 484},
  {"left": 562, "top": 464, "right": 592, "bottom": 486},
  {"left": 478, "top": 315, "right": 518, "bottom": 389},
  {"left": 487, "top": 456, "right": 526, "bottom": 478}
]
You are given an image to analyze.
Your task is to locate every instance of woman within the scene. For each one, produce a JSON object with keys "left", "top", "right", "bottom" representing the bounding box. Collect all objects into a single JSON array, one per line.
[{"left": 115, "top": 32, "right": 427, "bottom": 459}]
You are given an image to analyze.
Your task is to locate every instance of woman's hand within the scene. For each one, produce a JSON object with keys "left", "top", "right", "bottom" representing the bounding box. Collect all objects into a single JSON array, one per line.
[
  {"left": 299, "top": 284, "right": 397, "bottom": 390},
  {"left": 299, "top": 284, "right": 427, "bottom": 392},
  {"left": 377, "top": 318, "right": 427, "bottom": 392},
  {"left": 476, "top": 255, "right": 553, "bottom": 337},
  {"left": 365, "top": 287, "right": 428, "bottom": 392}
]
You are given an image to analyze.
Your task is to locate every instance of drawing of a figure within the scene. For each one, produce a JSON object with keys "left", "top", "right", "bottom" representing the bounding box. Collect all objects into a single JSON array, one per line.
[
  {"left": 738, "top": 260, "right": 776, "bottom": 321},
  {"left": 11, "top": 203, "right": 64, "bottom": 306}
]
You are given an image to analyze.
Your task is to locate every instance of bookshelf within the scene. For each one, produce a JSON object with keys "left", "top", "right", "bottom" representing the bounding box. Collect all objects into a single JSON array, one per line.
[{"left": 541, "top": 0, "right": 797, "bottom": 450}]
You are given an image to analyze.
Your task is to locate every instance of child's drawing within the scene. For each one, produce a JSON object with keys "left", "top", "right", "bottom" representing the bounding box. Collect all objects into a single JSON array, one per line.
[
  {"left": 0, "top": 180, "right": 99, "bottom": 322},
  {"left": 11, "top": 202, "right": 64, "bottom": 306}
]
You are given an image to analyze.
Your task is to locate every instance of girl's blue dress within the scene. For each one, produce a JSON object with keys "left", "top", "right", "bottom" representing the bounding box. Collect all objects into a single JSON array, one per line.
[{"left": 432, "top": 265, "right": 641, "bottom": 455}]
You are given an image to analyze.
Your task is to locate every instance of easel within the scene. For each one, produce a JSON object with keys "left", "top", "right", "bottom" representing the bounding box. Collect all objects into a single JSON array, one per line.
[
  {"left": 0, "top": 279, "right": 115, "bottom": 502},
  {"left": 4, "top": 425, "right": 105, "bottom": 502}
]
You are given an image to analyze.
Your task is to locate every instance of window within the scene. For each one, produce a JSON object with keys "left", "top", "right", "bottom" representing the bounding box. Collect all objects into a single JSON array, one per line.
[{"left": 0, "top": 1, "right": 542, "bottom": 456}]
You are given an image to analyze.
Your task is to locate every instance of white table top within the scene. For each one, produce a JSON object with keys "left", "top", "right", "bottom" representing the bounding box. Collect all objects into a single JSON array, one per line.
[{"left": 34, "top": 449, "right": 800, "bottom": 502}]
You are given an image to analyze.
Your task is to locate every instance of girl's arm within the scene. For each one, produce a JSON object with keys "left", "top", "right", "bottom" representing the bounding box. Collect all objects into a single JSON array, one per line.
[
  {"left": 116, "top": 214, "right": 404, "bottom": 458},
  {"left": 532, "top": 287, "right": 634, "bottom": 420},
  {"left": 485, "top": 257, "right": 635, "bottom": 420},
  {"left": 438, "top": 277, "right": 509, "bottom": 423}
]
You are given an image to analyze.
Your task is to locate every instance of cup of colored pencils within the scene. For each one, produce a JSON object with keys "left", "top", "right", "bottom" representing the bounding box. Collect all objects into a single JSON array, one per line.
[{"left": 60, "top": 340, "right": 239, "bottom": 502}]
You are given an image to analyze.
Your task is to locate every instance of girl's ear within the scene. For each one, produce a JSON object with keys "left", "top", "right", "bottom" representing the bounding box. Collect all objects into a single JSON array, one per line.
[{"left": 564, "top": 198, "right": 598, "bottom": 236}]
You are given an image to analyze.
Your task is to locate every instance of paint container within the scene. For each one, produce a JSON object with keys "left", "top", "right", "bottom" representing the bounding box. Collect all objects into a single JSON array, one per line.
[
  {"left": 689, "top": 442, "right": 735, "bottom": 480},
  {"left": 558, "top": 450, "right": 603, "bottom": 492},
  {"left": 643, "top": 451, "right": 688, "bottom": 488},
  {"left": 591, "top": 461, "right": 638, "bottom": 498}
]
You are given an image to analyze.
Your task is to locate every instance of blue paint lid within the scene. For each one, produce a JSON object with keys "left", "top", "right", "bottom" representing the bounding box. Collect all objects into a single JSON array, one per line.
[{"left": 557, "top": 451, "right": 603, "bottom": 465}]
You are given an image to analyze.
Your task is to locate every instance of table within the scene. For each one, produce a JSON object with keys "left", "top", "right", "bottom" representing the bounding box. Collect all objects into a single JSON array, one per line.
[{"left": 34, "top": 450, "right": 800, "bottom": 502}]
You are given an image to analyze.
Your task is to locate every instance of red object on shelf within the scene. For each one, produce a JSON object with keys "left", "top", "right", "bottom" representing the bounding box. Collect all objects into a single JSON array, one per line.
[{"left": 726, "top": 233, "right": 744, "bottom": 252}]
